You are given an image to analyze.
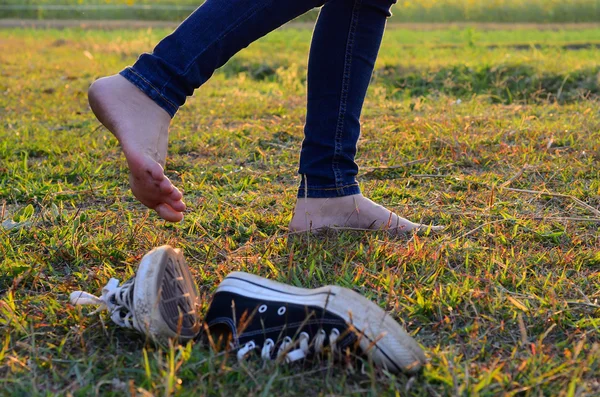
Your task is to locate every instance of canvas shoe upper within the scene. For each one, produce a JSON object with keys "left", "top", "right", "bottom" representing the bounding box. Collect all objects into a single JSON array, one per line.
[
  {"left": 204, "top": 272, "right": 426, "bottom": 374},
  {"left": 70, "top": 245, "right": 201, "bottom": 343}
]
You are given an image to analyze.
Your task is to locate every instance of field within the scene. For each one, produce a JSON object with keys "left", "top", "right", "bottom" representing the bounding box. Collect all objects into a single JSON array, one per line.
[
  {"left": 1, "top": 0, "right": 600, "bottom": 23},
  {"left": 1, "top": 22, "right": 600, "bottom": 396}
]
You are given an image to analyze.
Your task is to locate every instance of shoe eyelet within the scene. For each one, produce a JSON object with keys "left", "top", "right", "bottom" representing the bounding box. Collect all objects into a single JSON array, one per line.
[
  {"left": 258, "top": 304, "right": 268, "bottom": 313},
  {"left": 277, "top": 306, "right": 286, "bottom": 315}
]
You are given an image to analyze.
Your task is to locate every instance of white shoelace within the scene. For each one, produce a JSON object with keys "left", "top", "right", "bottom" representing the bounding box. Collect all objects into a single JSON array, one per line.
[
  {"left": 237, "top": 328, "right": 341, "bottom": 363},
  {"left": 70, "top": 278, "right": 141, "bottom": 332}
]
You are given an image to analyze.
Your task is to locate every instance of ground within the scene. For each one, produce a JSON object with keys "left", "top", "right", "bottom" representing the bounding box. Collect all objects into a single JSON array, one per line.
[{"left": 0, "top": 24, "right": 599, "bottom": 396}]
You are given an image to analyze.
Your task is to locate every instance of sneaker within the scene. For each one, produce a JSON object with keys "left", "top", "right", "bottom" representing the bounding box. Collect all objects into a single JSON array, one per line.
[
  {"left": 204, "top": 272, "right": 426, "bottom": 374},
  {"left": 70, "top": 246, "right": 426, "bottom": 373},
  {"left": 70, "top": 245, "right": 201, "bottom": 342}
]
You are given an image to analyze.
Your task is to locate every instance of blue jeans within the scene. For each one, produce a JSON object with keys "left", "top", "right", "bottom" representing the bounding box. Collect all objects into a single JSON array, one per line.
[{"left": 121, "top": 0, "right": 396, "bottom": 198}]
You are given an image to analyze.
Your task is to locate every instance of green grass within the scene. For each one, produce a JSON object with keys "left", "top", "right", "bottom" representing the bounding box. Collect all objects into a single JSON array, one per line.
[
  {"left": 1, "top": 26, "right": 600, "bottom": 395},
  {"left": 1, "top": 0, "right": 600, "bottom": 23}
]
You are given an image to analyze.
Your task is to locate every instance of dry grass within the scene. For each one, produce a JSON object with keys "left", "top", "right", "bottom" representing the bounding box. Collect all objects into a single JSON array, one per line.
[{"left": 0, "top": 26, "right": 599, "bottom": 396}]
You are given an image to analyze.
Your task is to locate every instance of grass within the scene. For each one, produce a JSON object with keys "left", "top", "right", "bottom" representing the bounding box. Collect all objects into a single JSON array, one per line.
[
  {"left": 1, "top": 25, "right": 600, "bottom": 395},
  {"left": 1, "top": 0, "right": 600, "bottom": 23}
]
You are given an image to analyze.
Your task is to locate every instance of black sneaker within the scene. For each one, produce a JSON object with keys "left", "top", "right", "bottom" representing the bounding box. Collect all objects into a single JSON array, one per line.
[
  {"left": 204, "top": 272, "right": 426, "bottom": 374},
  {"left": 70, "top": 245, "right": 201, "bottom": 343}
]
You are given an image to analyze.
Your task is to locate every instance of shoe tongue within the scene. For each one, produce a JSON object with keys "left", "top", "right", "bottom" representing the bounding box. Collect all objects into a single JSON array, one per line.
[{"left": 204, "top": 291, "right": 353, "bottom": 350}]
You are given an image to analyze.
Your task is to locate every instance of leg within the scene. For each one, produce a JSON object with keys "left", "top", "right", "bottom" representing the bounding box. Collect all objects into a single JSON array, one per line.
[
  {"left": 89, "top": 0, "right": 325, "bottom": 221},
  {"left": 289, "top": 0, "right": 442, "bottom": 233}
]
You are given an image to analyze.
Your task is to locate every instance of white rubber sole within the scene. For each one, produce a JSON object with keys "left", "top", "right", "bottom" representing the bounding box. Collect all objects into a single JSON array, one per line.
[
  {"left": 217, "top": 272, "right": 426, "bottom": 373},
  {"left": 133, "top": 246, "right": 200, "bottom": 342}
]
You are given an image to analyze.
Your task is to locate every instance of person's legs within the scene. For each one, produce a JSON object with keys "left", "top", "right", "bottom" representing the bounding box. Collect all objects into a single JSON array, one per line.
[
  {"left": 89, "top": 0, "right": 325, "bottom": 221},
  {"left": 289, "top": 0, "right": 441, "bottom": 233}
]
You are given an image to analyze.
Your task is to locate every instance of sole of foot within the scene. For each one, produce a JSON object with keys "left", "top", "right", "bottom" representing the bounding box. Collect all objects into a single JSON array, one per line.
[
  {"left": 288, "top": 194, "right": 443, "bottom": 234},
  {"left": 88, "top": 75, "right": 186, "bottom": 222}
]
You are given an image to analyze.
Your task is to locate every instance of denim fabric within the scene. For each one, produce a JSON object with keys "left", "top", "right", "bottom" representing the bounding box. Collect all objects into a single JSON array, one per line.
[{"left": 120, "top": 0, "right": 396, "bottom": 198}]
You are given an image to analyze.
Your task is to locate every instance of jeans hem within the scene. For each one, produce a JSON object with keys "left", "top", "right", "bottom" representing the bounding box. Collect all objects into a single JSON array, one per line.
[
  {"left": 120, "top": 67, "right": 179, "bottom": 118},
  {"left": 297, "top": 183, "right": 361, "bottom": 198}
]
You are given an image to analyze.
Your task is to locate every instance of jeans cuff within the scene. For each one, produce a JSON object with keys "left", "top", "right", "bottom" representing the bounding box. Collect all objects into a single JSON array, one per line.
[
  {"left": 297, "top": 182, "right": 361, "bottom": 198},
  {"left": 120, "top": 67, "right": 179, "bottom": 118}
]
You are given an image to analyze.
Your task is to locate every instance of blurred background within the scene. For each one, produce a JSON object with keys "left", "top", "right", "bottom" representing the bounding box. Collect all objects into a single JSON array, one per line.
[{"left": 1, "top": 0, "right": 599, "bottom": 23}]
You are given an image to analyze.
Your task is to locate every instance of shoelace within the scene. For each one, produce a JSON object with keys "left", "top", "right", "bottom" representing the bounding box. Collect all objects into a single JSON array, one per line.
[
  {"left": 237, "top": 328, "right": 341, "bottom": 363},
  {"left": 70, "top": 278, "right": 141, "bottom": 332}
]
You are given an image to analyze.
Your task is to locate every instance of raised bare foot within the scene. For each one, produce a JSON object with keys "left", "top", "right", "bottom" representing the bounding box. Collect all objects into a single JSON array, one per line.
[
  {"left": 288, "top": 194, "right": 443, "bottom": 234},
  {"left": 88, "top": 75, "right": 186, "bottom": 222}
]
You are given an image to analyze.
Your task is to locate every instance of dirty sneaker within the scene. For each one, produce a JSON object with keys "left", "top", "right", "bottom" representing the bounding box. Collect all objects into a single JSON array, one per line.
[
  {"left": 204, "top": 272, "right": 426, "bottom": 374},
  {"left": 70, "top": 245, "right": 201, "bottom": 343}
]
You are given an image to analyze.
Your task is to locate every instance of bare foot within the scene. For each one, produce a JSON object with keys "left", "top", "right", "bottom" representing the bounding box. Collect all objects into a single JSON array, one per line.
[
  {"left": 289, "top": 194, "right": 443, "bottom": 234},
  {"left": 88, "top": 75, "right": 185, "bottom": 222}
]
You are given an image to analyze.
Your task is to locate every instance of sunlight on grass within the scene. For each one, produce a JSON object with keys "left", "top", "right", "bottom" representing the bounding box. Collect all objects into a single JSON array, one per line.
[{"left": 0, "top": 26, "right": 599, "bottom": 395}]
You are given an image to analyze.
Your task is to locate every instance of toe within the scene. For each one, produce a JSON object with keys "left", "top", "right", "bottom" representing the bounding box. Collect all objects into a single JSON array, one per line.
[
  {"left": 159, "top": 178, "right": 174, "bottom": 194},
  {"left": 169, "top": 187, "right": 183, "bottom": 201},
  {"left": 147, "top": 161, "right": 166, "bottom": 182},
  {"left": 155, "top": 203, "right": 184, "bottom": 222},
  {"left": 167, "top": 197, "right": 186, "bottom": 212}
]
